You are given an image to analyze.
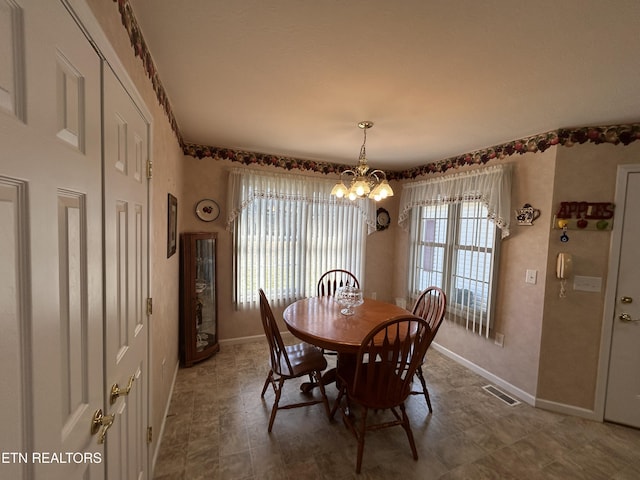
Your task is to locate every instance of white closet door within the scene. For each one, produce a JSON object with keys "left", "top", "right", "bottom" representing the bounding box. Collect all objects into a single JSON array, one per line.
[
  {"left": 0, "top": 0, "right": 104, "bottom": 478},
  {"left": 102, "top": 63, "right": 150, "bottom": 480}
]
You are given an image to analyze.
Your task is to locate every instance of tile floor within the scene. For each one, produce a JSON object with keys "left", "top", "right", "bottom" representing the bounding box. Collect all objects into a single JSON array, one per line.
[{"left": 153, "top": 340, "right": 640, "bottom": 479}]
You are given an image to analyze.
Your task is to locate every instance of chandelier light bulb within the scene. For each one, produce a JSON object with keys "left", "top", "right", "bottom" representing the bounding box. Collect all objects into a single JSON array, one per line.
[{"left": 330, "top": 181, "right": 348, "bottom": 198}]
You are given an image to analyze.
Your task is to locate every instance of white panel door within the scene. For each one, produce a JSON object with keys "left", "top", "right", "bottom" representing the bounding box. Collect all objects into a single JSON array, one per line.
[
  {"left": 0, "top": 0, "right": 104, "bottom": 479},
  {"left": 605, "top": 166, "right": 640, "bottom": 428},
  {"left": 102, "top": 63, "right": 149, "bottom": 480}
]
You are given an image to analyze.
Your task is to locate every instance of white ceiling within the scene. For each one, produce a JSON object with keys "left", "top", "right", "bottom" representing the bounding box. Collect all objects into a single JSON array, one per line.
[{"left": 128, "top": 0, "right": 640, "bottom": 171}]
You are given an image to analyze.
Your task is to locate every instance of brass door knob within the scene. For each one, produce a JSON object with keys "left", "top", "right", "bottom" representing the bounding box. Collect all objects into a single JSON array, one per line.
[
  {"left": 619, "top": 313, "right": 640, "bottom": 323},
  {"left": 91, "top": 409, "right": 115, "bottom": 445},
  {"left": 110, "top": 375, "right": 135, "bottom": 405}
]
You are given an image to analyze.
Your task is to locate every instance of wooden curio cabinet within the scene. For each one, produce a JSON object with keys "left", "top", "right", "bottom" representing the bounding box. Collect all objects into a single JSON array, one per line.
[{"left": 180, "top": 232, "right": 219, "bottom": 366}]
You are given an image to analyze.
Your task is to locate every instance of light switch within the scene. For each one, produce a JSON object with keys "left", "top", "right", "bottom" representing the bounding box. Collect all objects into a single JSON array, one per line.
[{"left": 525, "top": 269, "right": 537, "bottom": 285}]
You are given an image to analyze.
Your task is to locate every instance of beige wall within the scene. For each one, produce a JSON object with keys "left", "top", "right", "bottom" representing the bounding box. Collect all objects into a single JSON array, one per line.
[
  {"left": 537, "top": 142, "right": 640, "bottom": 409},
  {"left": 393, "top": 143, "right": 639, "bottom": 410},
  {"left": 86, "top": 0, "right": 185, "bottom": 458},
  {"left": 364, "top": 183, "right": 401, "bottom": 303},
  {"left": 402, "top": 142, "right": 639, "bottom": 410}
]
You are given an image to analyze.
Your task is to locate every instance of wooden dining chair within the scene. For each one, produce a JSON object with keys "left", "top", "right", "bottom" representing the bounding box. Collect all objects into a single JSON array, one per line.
[
  {"left": 316, "top": 269, "right": 360, "bottom": 358},
  {"left": 258, "top": 289, "right": 331, "bottom": 432},
  {"left": 331, "top": 315, "right": 432, "bottom": 473},
  {"left": 316, "top": 269, "right": 360, "bottom": 297},
  {"left": 410, "top": 286, "right": 447, "bottom": 413}
]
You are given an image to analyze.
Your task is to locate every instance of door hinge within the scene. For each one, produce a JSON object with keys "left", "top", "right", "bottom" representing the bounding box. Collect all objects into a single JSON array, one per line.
[
  {"left": 146, "top": 297, "right": 153, "bottom": 316},
  {"left": 146, "top": 160, "right": 153, "bottom": 179},
  {"left": 147, "top": 426, "right": 153, "bottom": 444}
]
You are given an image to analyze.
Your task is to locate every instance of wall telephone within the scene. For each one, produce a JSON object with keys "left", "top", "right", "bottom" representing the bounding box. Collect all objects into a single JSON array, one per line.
[
  {"left": 556, "top": 253, "right": 573, "bottom": 279},
  {"left": 557, "top": 253, "right": 573, "bottom": 298}
]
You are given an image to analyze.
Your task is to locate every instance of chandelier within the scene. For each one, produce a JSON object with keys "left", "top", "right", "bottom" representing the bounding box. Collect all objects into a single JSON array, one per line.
[{"left": 330, "top": 121, "right": 394, "bottom": 201}]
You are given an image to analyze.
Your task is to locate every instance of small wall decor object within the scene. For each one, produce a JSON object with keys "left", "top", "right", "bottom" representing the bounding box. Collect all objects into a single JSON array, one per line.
[
  {"left": 515, "top": 204, "right": 541, "bottom": 225},
  {"left": 376, "top": 207, "right": 391, "bottom": 231},
  {"left": 167, "top": 193, "right": 178, "bottom": 258},
  {"left": 195, "top": 199, "right": 220, "bottom": 222}
]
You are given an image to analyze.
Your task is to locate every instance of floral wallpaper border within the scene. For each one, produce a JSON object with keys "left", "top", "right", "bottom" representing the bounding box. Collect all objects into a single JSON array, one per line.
[
  {"left": 114, "top": 0, "right": 640, "bottom": 180},
  {"left": 114, "top": 0, "right": 183, "bottom": 145},
  {"left": 184, "top": 125, "right": 640, "bottom": 180}
]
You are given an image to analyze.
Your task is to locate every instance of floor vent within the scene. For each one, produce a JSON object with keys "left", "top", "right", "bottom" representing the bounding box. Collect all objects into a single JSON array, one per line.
[{"left": 482, "top": 385, "right": 521, "bottom": 406}]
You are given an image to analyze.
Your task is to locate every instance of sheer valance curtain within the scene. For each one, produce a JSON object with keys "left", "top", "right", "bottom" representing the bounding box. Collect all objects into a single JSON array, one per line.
[
  {"left": 398, "top": 164, "right": 513, "bottom": 238},
  {"left": 226, "top": 168, "right": 377, "bottom": 233},
  {"left": 226, "top": 168, "right": 376, "bottom": 308}
]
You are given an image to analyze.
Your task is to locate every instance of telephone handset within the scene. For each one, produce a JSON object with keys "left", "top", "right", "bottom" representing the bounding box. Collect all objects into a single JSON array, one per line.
[
  {"left": 556, "top": 253, "right": 573, "bottom": 279},
  {"left": 557, "top": 253, "right": 573, "bottom": 298}
]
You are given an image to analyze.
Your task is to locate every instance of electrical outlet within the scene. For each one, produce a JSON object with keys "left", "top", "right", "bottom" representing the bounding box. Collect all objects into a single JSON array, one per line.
[{"left": 495, "top": 333, "right": 505, "bottom": 347}]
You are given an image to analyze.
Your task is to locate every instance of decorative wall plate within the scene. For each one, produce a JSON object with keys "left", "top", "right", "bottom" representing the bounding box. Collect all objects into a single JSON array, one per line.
[
  {"left": 376, "top": 207, "right": 391, "bottom": 231},
  {"left": 195, "top": 199, "right": 220, "bottom": 222}
]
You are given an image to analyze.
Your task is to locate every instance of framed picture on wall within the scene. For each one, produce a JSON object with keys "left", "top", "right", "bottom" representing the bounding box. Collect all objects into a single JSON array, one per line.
[{"left": 167, "top": 193, "right": 178, "bottom": 258}]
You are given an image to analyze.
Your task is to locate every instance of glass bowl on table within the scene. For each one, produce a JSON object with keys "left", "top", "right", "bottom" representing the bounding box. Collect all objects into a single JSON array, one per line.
[{"left": 335, "top": 285, "right": 364, "bottom": 316}]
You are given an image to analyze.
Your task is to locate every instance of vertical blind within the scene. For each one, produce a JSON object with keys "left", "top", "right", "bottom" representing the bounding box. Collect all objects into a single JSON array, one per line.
[{"left": 227, "top": 168, "right": 375, "bottom": 308}]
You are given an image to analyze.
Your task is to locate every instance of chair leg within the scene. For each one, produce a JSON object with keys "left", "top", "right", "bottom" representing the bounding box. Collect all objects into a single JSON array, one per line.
[
  {"left": 399, "top": 403, "right": 418, "bottom": 460},
  {"left": 267, "top": 377, "right": 284, "bottom": 433},
  {"left": 424, "top": 386, "right": 433, "bottom": 413},
  {"left": 355, "top": 406, "right": 368, "bottom": 474},
  {"left": 261, "top": 369, "right": 273, "bottom": 398},
  {"left": 315, "top": 370, "right": 331, "bottom": 418},
  {"left": 330, "top": 383, "right": 346, "bottom": 420},
  {"left": 415, "top": 365, "right": 433, "bottom": 413}
]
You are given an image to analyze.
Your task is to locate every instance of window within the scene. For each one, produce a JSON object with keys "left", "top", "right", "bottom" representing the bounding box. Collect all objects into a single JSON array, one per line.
[
  {"left": 399, "top": 164, "right": 512, "bottom": 337},
  {"left": 228, "top": 168, "right": 374, "bottom": 308},
  {"left": 409, "top": 201, "right": 498, "bottom": 335}
]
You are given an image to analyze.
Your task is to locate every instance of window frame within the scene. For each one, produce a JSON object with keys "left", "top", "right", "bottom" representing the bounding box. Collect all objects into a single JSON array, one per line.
[{"left": 408, "top": 200, "right": 500, "bottom": 336}]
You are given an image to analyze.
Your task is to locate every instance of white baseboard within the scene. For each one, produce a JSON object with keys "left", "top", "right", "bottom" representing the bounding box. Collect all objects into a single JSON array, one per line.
[
  {"left": 150, "top": 359, "right": 180, "bottom": 477},
  {"left": 219, "top": 334, "right": 265, "bottom": 345},
  {"left": 431, "top": 342, "right": 603, "bottom": 420},
  {"left": 219, "top": 331, "right": 291, "bottom": 346},
  {"left": 534, "top": 398, "right": 599, "bottom": 421},
  {"left": 431, "top": 342, "right": 536, "bottom": 406}
]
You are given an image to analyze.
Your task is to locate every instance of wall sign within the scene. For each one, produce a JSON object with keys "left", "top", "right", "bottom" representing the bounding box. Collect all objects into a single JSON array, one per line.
[{"left": 554, "top": 201, "right": 614, "bottom": 230}]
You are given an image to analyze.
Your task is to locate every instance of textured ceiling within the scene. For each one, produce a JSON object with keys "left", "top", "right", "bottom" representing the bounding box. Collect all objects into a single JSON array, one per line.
[{"left": 128, "top": 0, "right": 640, "bottom": 170}]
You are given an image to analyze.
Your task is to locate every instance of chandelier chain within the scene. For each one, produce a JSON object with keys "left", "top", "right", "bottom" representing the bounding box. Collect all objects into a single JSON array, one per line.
[{"left": 359, "top": 127, "right": 367, "bottom": 161}]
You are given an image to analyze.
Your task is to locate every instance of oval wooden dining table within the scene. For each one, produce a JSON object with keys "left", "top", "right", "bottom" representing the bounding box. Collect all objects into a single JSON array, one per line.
[{"left": 283, "top": 296, "right": 412, "bottom": 354}]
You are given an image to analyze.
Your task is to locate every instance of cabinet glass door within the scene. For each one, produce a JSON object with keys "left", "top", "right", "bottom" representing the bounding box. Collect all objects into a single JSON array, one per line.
[{"left": 194, "top": 237, "right": 216, "bottom": 352}]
